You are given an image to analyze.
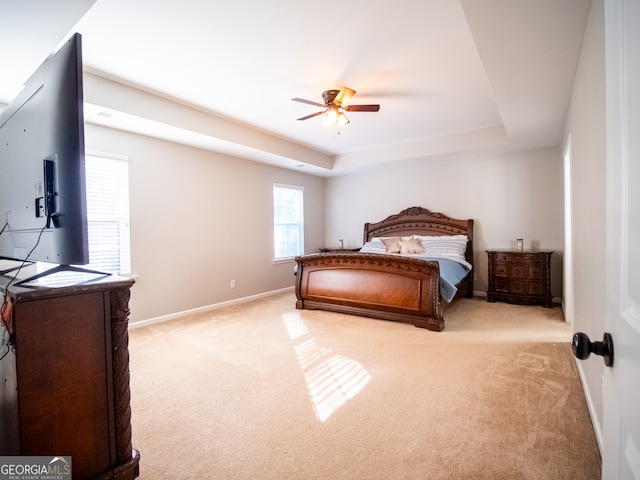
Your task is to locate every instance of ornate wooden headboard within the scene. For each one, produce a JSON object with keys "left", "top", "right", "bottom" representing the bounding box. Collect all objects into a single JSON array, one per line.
[{"left": 363, "top": 206, "right": 475, "bottom": 272}]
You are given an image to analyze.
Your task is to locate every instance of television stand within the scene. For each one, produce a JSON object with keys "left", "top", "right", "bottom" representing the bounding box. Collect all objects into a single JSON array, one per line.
[{"left": 0, "top": 275, "right": 140, "bottom": 480}]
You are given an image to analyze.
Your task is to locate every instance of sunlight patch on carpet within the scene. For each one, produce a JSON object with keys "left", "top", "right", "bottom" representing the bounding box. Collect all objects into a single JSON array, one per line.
[
  {"left": 283, "top": 311, "right": 371, "bottom": 422},
  {"left": 282, "top": 310, "right": 310, "bottom": 340}
]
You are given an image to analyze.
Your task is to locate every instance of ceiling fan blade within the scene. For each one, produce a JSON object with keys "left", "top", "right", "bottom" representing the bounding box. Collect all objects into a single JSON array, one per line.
[
  {"left": 345, "top": 104, "right": 380, "bottom": 112},
  {"left": 292, "top": 97, "right": 325, "bottom": 108},
  {"left": 334, "top": 87, "right": 356, "bottom": 106},
  {"left": 297, "top": 110, "right": 326, "bottom": 121}
]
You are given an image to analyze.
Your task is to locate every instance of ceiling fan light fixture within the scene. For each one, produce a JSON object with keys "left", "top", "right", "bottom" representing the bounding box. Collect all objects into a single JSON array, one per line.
[
  {"left": 337, "top": 112, "right": 350, "bottom": 126},
  {"left": 292, "top": 86, "right": 379, "bottom": 127},
  {"left": 322, "top": 105, "right": 339, "bottom": 127}
]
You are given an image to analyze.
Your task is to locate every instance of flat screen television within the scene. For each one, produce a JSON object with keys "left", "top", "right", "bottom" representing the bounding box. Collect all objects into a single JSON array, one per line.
[{"left": 0, "top": 33, "right": 89, "bottom": 269}]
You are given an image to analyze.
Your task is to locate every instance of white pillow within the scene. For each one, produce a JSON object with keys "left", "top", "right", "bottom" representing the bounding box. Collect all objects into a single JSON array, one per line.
[
  {"left": 360, "top": 241, "right": 387, "bottom": 254},
  {"left": 415, "top": 235, "right": 468, "bottom": 260},
  {"left": 412, "top": 234, "right": 468, "bottom": 241}
]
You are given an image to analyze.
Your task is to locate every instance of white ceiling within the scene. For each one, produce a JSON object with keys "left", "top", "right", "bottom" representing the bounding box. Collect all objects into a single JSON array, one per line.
[{"left": 0, "top": 0, "right": 592, "bottom": 176}]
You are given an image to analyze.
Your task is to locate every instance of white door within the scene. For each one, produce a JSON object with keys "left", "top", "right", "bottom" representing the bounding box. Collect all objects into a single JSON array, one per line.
[{"left": 602, "top": 0, "right": 640, "bottom": 477}]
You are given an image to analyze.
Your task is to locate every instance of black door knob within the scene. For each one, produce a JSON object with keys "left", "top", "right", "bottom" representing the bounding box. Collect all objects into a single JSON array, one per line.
[{"left": 572, "top": 332, "right": 614, "bottom": 367}]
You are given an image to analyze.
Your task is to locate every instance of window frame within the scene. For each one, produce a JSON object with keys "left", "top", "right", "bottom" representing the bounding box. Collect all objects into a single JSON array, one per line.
[
  {"left": 83, "top": 151, "right": 131, "bottom": 275},
  {"left": 273, "top": 183, "right": 304, "bottom": 262}
]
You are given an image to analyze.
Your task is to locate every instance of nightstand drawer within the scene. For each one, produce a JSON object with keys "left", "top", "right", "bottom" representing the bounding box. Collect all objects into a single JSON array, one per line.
[
  {"left": 509, "top": 264, "right": 526, "bottom": 278},
  {"left": 495, "top": 277, "right": 509, "bottom": 292},
  {"left": 527, "top": 279, "right": 543, "bottom": 295},
  {"left": 510, "top": 279, "right": 525, "bottom": 293},
  {"left": 494, "top": 263, "right": 509, "bottom": 276},
  {"left": 493, "top": 253, "right": 537, "bottom": 263},
  {"left": 528, "top": 265, "right": 543, "bottom": 278}
]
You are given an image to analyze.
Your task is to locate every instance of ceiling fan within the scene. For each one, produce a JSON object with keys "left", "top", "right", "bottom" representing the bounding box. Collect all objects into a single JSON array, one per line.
[{"left": 291, "top": 87, "right": 380, "bottom": 126}]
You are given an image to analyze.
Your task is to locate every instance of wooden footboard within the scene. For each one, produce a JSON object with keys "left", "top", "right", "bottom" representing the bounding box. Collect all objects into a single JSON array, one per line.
[{"left": 295, "top": 253, "right": 445, "bottom": 331}]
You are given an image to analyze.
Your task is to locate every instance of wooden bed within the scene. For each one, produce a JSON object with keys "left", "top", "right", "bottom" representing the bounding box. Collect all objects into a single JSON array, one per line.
[{"left": 294, "top": 207, "right": 474, "bottom": 331}]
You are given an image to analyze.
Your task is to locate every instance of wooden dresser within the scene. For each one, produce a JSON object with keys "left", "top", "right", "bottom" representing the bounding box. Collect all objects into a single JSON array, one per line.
[
  {"left": 1, "top": 274, "right": 140, "bottom": 480},
  {"left": 486, "top": 250, "right": 553, "bottom": 308}
]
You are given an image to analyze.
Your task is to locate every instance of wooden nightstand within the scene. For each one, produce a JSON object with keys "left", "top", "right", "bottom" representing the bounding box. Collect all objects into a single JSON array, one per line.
[
  {"left": 319, "top": 247, "right": 361, "bottom": 253},
  {"left": 486, "top": 250, "right": 553, "bottom": 307}
]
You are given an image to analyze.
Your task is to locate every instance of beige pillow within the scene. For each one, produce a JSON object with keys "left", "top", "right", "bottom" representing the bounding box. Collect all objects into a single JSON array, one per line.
[
  {"left": 399, "top": 238, "right": 425, "bottom": 254},
  {"left": 381, "top": 237, "right": 402, "bottom": 253}
]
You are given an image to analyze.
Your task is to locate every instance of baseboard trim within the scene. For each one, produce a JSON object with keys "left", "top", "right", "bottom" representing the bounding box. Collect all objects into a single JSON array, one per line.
[
  {"left": 573, "top": 358, "right": 604, "bottom": 456},
  {"left": 128, "top": 286, "right": 295, "bottom": 330}
]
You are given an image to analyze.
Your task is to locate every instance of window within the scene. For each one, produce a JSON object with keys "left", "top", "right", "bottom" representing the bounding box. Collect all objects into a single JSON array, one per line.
[
  {"left": 84, "top": 153, "right": 131, "bottom": 275},
  {"left": 273, "top": 184, "right": 304, "bottom": 260}
]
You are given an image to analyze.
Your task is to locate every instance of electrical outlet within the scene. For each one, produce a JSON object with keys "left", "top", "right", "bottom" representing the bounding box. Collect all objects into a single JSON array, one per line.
[{"left": 230, "top": 280, "right": 236, "bottom": 289}]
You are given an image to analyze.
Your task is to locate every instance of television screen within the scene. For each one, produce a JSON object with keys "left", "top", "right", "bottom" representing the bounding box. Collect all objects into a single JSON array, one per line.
[{"left": 0, "top": 33, "right": 88, "bottom": 267}]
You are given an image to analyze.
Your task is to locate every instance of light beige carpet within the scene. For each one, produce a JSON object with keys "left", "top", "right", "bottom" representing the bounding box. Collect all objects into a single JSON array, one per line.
[{"left": 128, "top": 292, "right": 601, "bottom": 479}]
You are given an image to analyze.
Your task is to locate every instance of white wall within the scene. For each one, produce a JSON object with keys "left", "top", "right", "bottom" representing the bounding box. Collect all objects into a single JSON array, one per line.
[
  {"left": 85, "top": 124, "right": 325, "bottom": 324},
  {"left": 563, "top": 0, "right": 606, "bottom": 443},
  {"left": 325, "top": 146, "right": 564, "bottom": 297}
]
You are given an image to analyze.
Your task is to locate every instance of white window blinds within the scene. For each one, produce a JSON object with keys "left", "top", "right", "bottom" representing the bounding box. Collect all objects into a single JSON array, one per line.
[
  {"left": 273, "top": 184, "right": 304, "bottom": 260},
  {"left": 84, "top": 153, "right": 131, "bottom": 275}
]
